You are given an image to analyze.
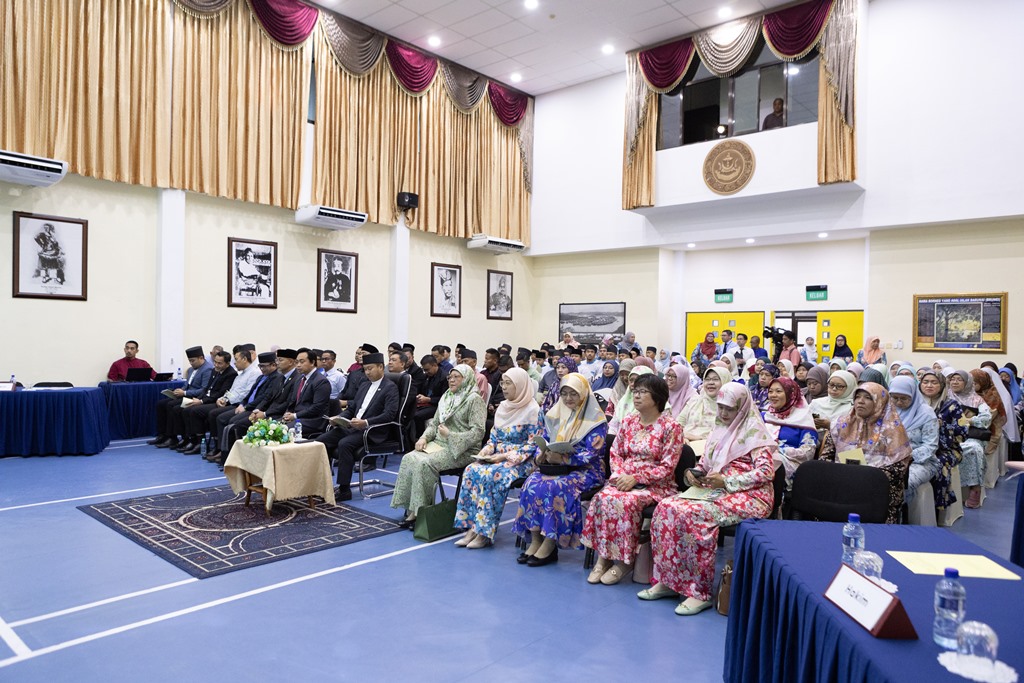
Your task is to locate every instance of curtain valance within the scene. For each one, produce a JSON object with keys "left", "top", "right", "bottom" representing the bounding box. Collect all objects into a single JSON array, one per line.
[
  {"left": 488, "top": 83, "right": 529, "bottom": 127},
  {"left": 637, "top": 38, "right": 695, "bottom": 92},
  {"left": 693, "top": 17, "right": 762, "bottom": 78},
  {"left": 385, "top": 41, "right": 438, "bottom": 95},
  {"left": 443, "top": 62, "right": 488, "bottom": 113},
  {"left": 171, "top": 0, "right": 231, "bottom": 17},
  {"left": 246, "top": 0, "right": 318, "bottom": 47},
  {"left": 763, "top": 0, "right": 834, "bottom": 61}
]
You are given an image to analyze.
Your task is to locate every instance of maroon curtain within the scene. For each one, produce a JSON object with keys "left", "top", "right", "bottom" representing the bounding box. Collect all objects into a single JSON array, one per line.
[
  {"left": 762, "top": 0, "right": 833, "bottom": 58},
  {"left": 385, "top": 42, "right": 438, "bottom": 93},
  {"left": 487, "top": 83, "right": 528, "bottom": 126},
  {"left": 248, "top": 0, "right": 319, "bottom": 46},
  {"left": 638, "top": 38, "right": 695, "bottom": 90}
]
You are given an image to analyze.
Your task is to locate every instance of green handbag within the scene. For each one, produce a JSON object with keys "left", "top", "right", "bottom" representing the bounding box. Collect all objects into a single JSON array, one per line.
[{"left": 412, "top": 499, "right": 459, "bottom": 542}]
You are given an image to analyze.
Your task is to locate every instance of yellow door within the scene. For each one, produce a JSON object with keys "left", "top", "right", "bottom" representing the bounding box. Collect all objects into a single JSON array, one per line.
[
  {"left": 685, "top": 312, "right": 766, "bottom": 359},
  {"left": 815, "top": 310, "right": 864, "bottom": 363}
]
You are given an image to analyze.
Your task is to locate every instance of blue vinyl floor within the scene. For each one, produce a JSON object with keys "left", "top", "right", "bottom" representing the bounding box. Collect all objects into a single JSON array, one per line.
[{"left": 0, "top": 441, "right": 1019, "bottom": 682}]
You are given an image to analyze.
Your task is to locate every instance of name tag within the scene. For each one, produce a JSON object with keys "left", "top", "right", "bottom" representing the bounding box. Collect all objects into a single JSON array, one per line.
[{"left": 823, "top": 564, "right": 917, "bottom": 639}]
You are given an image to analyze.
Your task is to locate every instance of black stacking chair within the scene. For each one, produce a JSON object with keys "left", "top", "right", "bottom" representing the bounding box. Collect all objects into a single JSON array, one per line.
[
  {"left": 788, "top": 460, "right": 890, "bottom": 523},
  {"left": 356, "top": 372, "right": 414, "bottom": 498}
]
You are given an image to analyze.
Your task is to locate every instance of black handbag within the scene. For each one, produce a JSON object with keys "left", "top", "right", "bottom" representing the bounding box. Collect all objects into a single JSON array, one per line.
[{"left": 966, "top": 426, "right": 992, "bottom": 442}]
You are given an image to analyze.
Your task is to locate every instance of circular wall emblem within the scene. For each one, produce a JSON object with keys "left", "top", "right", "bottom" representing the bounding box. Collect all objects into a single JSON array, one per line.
[{"left": 703, "top": 140, "right": 756, "bottom": 195}]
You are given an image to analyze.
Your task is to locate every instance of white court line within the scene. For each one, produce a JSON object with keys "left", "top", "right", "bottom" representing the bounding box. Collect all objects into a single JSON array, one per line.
[
  {"left": 104, "top": 443, "right": 153, "bottom": 450},
  {"left": 0, "top": 615, "right": 31, "bottom": 658},
  {"left": 8, "top": 579, "right": 199, "bottom": 627},
  {"left": 0, "top": 521, "right": 511, "bottom": 669},
  {"left": 0, "top": 478, "right": 224, "bottom": 513}
]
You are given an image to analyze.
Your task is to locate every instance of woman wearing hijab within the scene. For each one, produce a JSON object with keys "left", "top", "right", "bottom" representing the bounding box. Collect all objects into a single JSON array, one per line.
[
  {"left": 655, "top": 349, "right": 671, "bottom": 375},
  {"left": 832, "top": 334, "right": 855, "bottom": 362},
  {"left": 809, "top": 370, "right": 857, "bottom": 429},
  {"left": 720, "top": 354, "right": 741, "bottom": 379},
  {"left": 999, "top": 366, "right": 1024, "bottom": 411},
  {"left": 539, "top": 356, "right": 578, "bottom": 415},
  {"left": 665, "top": 364, "right": 697, "bottom": 420},
  {"left": 641, "top": 383, "right": 778, "bottom": 615},
  {"left": 558, "top": 330, "right": 579, "bottom": 351},
  {"left": 973, "top": 368, "right": 1018, "bottom": 487},
  {"left": 846, "top": 362, "right": 865, "bottom": 380},
  {"left": 634, "top": 356, "right": 658, "bottom": 373},
  {"left": 689, "top": 360, "right": 707, "bottom": 390},
  {"left": 583, "top": 375, "right": 683, "bottom": 585},
  {"left": 859, "top": 365, "right": 888, "bottom": 389},
  {"left": 829, "top": 383, "right": 913, "bottom": 523},
  {"left": 888, "top": 376, "right": 940, "bottom": 504},
  {"left": 776, "top": 358, "right": 794, "bottom": 379},
  {"left": 804, "top": 365, "right": 830, "bottom": 402},
  {"left": 750, "top": 364, "right": 780, "bottom": 412},
  {"left": 829, "top": 358, "right": 848, "bottom": 374},
  {"left": 794, "top": 362, "right": 812, "bottom": 388},
  {"left": 392, "top": 364, "right": 486, "bottom": 526},
  {"left": 855, "top": 335, "right": 885, "bottom": 366},
  {"left": 763, "top": 377, "right": 819, "bottom": 481},
  {"left": 611, "top": 359, "right": 635, "bottom": 404},
  {"left": 512, "top": 373, "right": 607, "bottom": 566},
  {"left": 948, "top": 369, "right": 991, "bottom": 505},
  {"left": 677, "top": 367, "right": 731, "bottom": 441},
  {"left": 454, "top": 369, "right": 541, "bottom": 548},
  {"left": 691, "top": 332, "right": 719, "bottom": 366},
  {"left": 608, "top": 366, "right": 655, "bottom": 436},
  {"left": 591, "top": 360, "right": 619, "bottom": 393},
  {"left": 918, "top": 370, "right": 968, "bottom": 512}
]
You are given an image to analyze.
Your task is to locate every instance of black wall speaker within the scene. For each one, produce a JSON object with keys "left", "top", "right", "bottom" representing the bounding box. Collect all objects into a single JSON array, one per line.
[{"left": 397, "top": 192, "right": 419, "bottom": 209}]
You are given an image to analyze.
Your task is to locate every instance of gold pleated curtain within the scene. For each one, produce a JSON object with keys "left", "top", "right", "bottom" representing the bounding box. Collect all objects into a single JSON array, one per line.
[
  {"left": 622, "top": 89, "right": 657, "bottom": 210},
  {"left": 311, "top": 28, "right": 418, "bottom": 226},
  {"left": 170, "top": 0, "right": 310, "bottom": 209},
  {"left": 0, "top": 0, "right": 170, "bottom": 187}
]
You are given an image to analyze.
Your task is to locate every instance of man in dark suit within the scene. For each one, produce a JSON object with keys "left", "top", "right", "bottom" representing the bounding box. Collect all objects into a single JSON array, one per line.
[
  {"left": 252, "top": 348, "right": 299, "bottom": 421},
  {"left": 151, "top": 345, "right": 211, "bottom": 447},
  {"left": 283, "top": 348, "right": 331, "bottom": 438},
  {"left": 168, "top": 351, "right": 237, "bottom": 452},
  {"left": 389, "top": 349, "right": 426, "bottom": 398},
  {"left": 339, "top": 342, "right": 375, "bottom": 407},
  {"left": 414, "top": 354, "right": 448, "bottom": 438},
  {"left": 207, "top": 351, "right": 284, "bottom": 464},
  {"left": 315, "top": 352, "right": 399, "bottom": 501}
]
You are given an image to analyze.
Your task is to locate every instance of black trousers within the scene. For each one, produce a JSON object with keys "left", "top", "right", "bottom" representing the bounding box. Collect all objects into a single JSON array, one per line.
[
  {"left": 317, "top": 427, "right": 366, "bottom": 490},
  {"left": 155, "top": 397, "right": 179, "bottom": 436},
  {"left": 221, "top": 411, "right": 253, "bottom": 452},
  {"left": 183, "top": 404, "right": 219, "bottom": 437},
  {"left": 413, "top": 405, "right": 437, "bottom": 438}
]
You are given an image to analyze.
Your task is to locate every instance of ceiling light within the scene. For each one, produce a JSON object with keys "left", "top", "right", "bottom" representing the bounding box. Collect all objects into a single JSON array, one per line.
[
  {"left": 427, "top": 35, "right": 441, "bottom": 48},
  {"left": 818, "top": 232, "right": 828, "bottom": 238},
  {"left": 718, "top": 6, "right": 733, "bottom": 19},
  {"left": 745, "top": 238, "right": 755, "bottom": 244},
  {"left": 524, "top": 0, "right": 539, "bottom": 9},
  {"left": 510, "top": 72, "right": 522, "bottom": 83},
  {"left": 601, "top": 44, "right": 614, "bottom": 55},
  {"left": 687, "top": 243, "right": 696, "bottom": 248}
]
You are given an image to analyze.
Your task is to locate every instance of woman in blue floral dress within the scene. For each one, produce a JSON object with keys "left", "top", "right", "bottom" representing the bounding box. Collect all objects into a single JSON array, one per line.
[
  {"left": 454, "top": 368, "right": 541, "bottom": 549},
  {"left": 512, "top": 372, "right": 607, "bottom": 566}
]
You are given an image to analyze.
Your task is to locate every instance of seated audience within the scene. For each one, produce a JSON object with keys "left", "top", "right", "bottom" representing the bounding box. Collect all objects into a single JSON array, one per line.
[
  {"left": 846, "top": 361, "right": 865, "bottom": 380},
  {"left": 512, "top": 373, "right": 607, "bottom": 567},
  {"left": 182, "top": 344, "right": 259, "bottom": 455},
  {"left": 809, "top": 370, "right": 857, "bottom": 429},
  {"left": 168, "top": 351, "right": 236, "bottom": 451},
  {"left": 858, "top": 365, "right": 888, "bottom": 389},
  {"left": 690, "top": 332, "right": 719, "bottom": 365},
  {"left": 539, "top": 356, "right": 578, "bottom": 414},
  {"left": 392, "top": 364, "right": 486, "bottom": 527},
  {"left": 829, "top": 358, "right": 848, "bottom": 374},
  {"left": 319, "top": 349, "right": 347, "bottom": 399},
  {"left": 831, "top": 334, "right": 855, "bottom": 362},
  {"left": 749, "top": 364, "right": 779, "bottom": 411},
  {"left": 107, "top": 340, "right": 155, "bottom": 381},
  {"left": 829, "top": 383, "right": 913, "bottom": 523},
  {"left": 281, "top": 348, "right": 331, "bottom": 437},
  {"left": 763, "top": 377, "right": 819, "bottom": 481},
  {"left": 749, "top": 335, "right": 768, "bottom": 359},
  {"left": 855, "top": 335, "right": 886, "bottom": 366},
  {"left": 803, "top": 365, "right": 829, "bottom": 402},
  {"left": 888, "top": 376, "right": 940, "bottom": 503},
  {"left": 918, "top": 370, "right": 968, "bottom": 512},
  {"left": 641, "top": 383, "right": 777, "bottom": 615},
  {"left": 972, "top": 368, "right": 1017, "bottom": 483},
  {"left": 608, "top": 365, "right": 654, "bottom": 437},
  {"left": 677, "top": 367, "right": 731, "bottom": 441},
  {"left": 591, "top": 360, "right": 619, "bottom": 394},
  {"left": 948, "top": 370, "right": 991, "bottom": 506},
  {"left": 208, "top": 351, "right": 283, "bottom": 463},
  {"left": 583, "top": 375, "right": 683, "bottom": 585},
  {"left": 414, "top": 355, "right": 448, "bottom": 437},
  {"left": 618, "top": 331, "right": 641, "bottom": 354},
  {"left": 794, "top": 362, "right": 811, "bottom": 388},
  {"left": 454, "top": 368, "right": 541, "bottom": 548},
  {"left": 664, "top": 364, "right": 697, "bottom": 420},
  {"left": 151, "top": 346, "right": 211, "bottom": 447}
]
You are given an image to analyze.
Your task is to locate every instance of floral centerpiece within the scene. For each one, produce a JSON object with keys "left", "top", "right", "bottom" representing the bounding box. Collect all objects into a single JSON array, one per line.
[{"left": 243, "top": 418, "right": 292, "bottom": 447}]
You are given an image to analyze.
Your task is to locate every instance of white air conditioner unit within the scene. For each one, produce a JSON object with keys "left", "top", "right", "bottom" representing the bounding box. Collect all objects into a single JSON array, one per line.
[
  {"left": 466, "top": 233, "right": 526, "bottom": 254},
  {"left": 295, "top": 204, "right": 368, "bottom": 230},
  {"left": 0, "top": 150, "right": 68, "bottom": 188}
]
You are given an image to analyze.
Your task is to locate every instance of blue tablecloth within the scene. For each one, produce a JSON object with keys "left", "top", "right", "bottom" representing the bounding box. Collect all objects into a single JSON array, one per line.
[
  {"left": 1012, "top": 476, "right": 1024, "bottom": 568},
  {"left": 725, "top": 519, "right": 1024, "bottom": 683},
  {"left": 0, "top": 387, "right": 110, "bottom": 456},
  {"left": 99, "top": 381, "right": 185, "bottom": 440}
]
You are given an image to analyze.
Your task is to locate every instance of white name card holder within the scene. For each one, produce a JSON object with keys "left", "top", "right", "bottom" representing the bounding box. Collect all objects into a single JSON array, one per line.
[
  {"left": 823, "top": 564, "right": 918, "bottom": 639},
  {"left": 0, "top": 382, "right": 15, "bottom": 392}
]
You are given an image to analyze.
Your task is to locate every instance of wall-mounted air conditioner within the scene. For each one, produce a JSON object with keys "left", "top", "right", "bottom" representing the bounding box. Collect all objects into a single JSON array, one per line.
[
  {"left": 295, "top": 205, "right": 368, "bottom": 230},
  {"left": 466, "top": 233, "right": 526, "bottom": 254},
  {"left": 0, "top": 150, "right": 68, "bottom": 187}
]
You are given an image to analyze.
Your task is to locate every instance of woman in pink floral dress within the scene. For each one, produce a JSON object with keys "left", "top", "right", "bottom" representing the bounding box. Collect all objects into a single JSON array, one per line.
[
  {"left": 582, "top": 374, "right": 683, "bottom": 585},
  {"left": 640, "top": 382, "right": 777, "bottom": 616}
]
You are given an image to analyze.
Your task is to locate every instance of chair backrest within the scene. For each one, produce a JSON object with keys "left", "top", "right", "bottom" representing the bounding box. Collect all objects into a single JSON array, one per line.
[
  {"left": 384, "top": 371, "right": 415, "bottom": 450},
  {"left": 34, "top": 381, "right": 73, "bottom": 388},
  {"left": 482, "top": 382, "right": 492, "bottom": 406},
  {"left": 789, "top": 460, "right": 889, "bottom": 523}
]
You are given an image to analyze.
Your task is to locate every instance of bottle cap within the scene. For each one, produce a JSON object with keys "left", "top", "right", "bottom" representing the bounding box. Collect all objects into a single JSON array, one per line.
[
  {"left": 945, "top": 567, "right": 959, "bottom": 578},
  {"left": 848, "top": 513, "right": 860, "bottom": 524}
]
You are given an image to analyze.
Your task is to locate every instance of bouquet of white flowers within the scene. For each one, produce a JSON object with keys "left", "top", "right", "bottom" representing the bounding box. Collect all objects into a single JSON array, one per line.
[{"left": 243, "top": 418, "right": 292, "bottom": 447}]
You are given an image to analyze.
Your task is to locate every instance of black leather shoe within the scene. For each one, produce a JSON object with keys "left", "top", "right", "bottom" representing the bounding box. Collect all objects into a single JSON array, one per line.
[
  {"left": 527, "top": 549, "right": 558, "bottom": 567},
  {"left": 146, "top": 436, "right": 163, "bottom": 446},
  {"left": 182, "top": 443, "right": 203, "bottom": 455},
  {"left": 155, "top": 438, "right": 177, "bottom": 449},
  {"left": 204, "top": 451, "right": 222, "bottom": 462},
  {"left": 397, "top": 518, "right": 416, "bottom": 529},
  {"left": 516, "top": 552, "right": 532, "bottom": 565},
  {"left": 172, "top": 439, "right": 193, "bottom": 452},
  {"left": 335, "top": 488, "right": 353, "bottom": 502}
]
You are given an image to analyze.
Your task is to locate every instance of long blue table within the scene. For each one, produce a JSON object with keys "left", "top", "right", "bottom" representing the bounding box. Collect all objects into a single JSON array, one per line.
[
  {"left": 1012, "top": 475, "right": 1024, "bottom": 568},
  {"left": 725, "top": 520, "right": 1024, "bottom": 683},
  {"left": 0, "top": 387, "right": 110, "bottom": 456},
  {"left": 99, "top": 380, "right": 185, "bottom": 440}
]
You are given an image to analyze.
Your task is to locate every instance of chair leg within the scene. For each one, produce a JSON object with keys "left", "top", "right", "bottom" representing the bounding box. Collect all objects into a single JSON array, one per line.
[
  {"left": 583, "top": 547, "right": 595, "bottom": 569},
  {"left": 359, "top": 453, "right": 397, "bottom": 499}
]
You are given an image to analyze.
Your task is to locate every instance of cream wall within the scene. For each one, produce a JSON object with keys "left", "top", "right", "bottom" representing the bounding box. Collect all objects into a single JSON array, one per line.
[
  {"left": 0, "top": 175, "right": 158, "bottom": 387},
  {"left": 867, "top": 219, "right": 1024, "bottom": 370}
]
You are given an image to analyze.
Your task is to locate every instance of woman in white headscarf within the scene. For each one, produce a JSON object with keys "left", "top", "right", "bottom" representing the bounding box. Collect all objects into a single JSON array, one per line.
[
  {"left": 677, "top": 367, "right": 731, "bottom": 441},
  {"left": 665, "top": 364, "right": 698, "bottom": 420},
  {"left": 888, "top": 376, "right": 940, "bottom": 503},
  {"left": 809, "top": 370, "right": 857, "bottom": 429},
  {"left": 454, "top": 368, "right": 541, "bottom": 548}
]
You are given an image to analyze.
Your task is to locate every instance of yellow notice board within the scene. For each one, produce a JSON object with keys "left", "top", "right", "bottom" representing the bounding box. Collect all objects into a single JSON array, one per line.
[
  {"left": 685, "top": 312, "right": 766, "bottom": 360},
  {"left": 817, "top": 311, "right": 863, "bottom": 362}
]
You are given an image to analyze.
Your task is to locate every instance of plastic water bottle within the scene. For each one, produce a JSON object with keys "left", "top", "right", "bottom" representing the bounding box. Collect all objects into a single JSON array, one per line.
[
  {"left": 200, "top": 435, "right": 207, "bottom": 456},
  {"left": 841, "top": 513, "right": 865, "bottom": 565},
  {"left": 294, "top": 420, "right": 302, "bottom": 441},
  {"left": 933, "top": 568, "right": 966, "bottom": 649},
  {"left": 9, "top": 373, "right": 15, "bottom": 389},
  {"left": 176, "top": 367, "right": 183, "bottom": 380}
]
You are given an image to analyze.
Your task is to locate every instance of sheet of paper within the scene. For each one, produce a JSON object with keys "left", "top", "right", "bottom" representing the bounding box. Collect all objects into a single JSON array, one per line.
[
  {"left": 678, "top": 486, "right": 715, "bottom": 501},
  {"left": 838, "top": 448, "right": 865, "bottom": 465},
  {"left": 886, "top": 551, "right": 1021, "bottom": 581}
]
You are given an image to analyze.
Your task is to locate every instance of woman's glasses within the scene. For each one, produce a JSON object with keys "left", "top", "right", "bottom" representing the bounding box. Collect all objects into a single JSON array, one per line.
[{"left": 827, "top": 382, "right": 847, "bottom": 390}]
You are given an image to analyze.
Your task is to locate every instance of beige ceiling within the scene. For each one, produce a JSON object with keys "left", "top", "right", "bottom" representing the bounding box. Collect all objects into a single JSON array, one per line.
[{"left": 311, "top": 0, "right": 796, "bottom": 95}]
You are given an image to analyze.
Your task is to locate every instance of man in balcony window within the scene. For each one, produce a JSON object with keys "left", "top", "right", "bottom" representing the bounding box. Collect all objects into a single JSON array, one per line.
[{"left": 762, "top": 97, "right": 785, "bottom": 130}]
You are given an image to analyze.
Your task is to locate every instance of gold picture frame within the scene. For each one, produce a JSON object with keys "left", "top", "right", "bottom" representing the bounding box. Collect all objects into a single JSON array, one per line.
[{"left": 912, "top": 293, "right": 1007, "bottom": 353}]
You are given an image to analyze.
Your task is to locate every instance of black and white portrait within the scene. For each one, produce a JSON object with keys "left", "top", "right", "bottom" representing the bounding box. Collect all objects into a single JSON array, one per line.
[
  {"left": 431, "top": 262, "right": 461, "bottom": 318},
  {"left": 317, "top": 249, "right": 357, "bottom": 313},
  {"left": 487, "top": 269, "right": 513, "bottom": 320},
  {"left": 13, "top": 211, "right": 88, "bottom": 301},
  {"left": 228, "top": 237, "right": 276, "bottom": 308}
]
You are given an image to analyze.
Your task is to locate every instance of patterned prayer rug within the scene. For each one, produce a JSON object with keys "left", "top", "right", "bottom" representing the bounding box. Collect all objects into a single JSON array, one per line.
[{"left": 79, "top": 485, "right": 402, "bottom": 579}]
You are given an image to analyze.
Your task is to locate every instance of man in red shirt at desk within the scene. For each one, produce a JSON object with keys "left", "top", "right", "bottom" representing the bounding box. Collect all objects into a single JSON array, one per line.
[{"left": 107, "top": 340, "right": 155, "bottom": 381}]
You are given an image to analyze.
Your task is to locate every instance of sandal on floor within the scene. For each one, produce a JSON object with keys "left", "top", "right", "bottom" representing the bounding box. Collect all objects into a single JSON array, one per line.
[
  {"left": 454, "top": 531, "right": 476, "bottom": 547},
  {"left": 600, "top": 563, "right": 633, "bottom": 585},
  {"left": 674, "top": 598, "right": 714, "bottom": 616},
  {"left": 637, "top": 584, "right": 678, "bottom": 601},
  {"left": 467, "top": 535, "right": 492, "bottom": 549},
  {"left": 587, "top": 560, "right": 611, "bottom": 584}
]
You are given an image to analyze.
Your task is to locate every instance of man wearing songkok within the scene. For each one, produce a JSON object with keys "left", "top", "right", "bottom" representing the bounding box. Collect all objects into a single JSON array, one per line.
[{"left": 150, "top": 346, "right": 211, "bottom": 447}]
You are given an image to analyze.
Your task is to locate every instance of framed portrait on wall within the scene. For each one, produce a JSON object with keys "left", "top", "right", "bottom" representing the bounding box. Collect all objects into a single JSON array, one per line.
[
  {"left": 486, "top": 269, "right": 513, "bottom": 320},
  {"left": 317, "top": 249, "right": 358, "bottom": 313},
  {"left": 558, "top": 302, "right": 627, "bottom": 345},
  {"left": 12, "top": 211, "right": 88, "bottom": 301},
  {"left": 431, "top": 262, "right": 461, "bottom": 318},
  {"left": 228, "top": 237, "right": 276, "bottom": 308},
  {"left": 912, "top": 292, "right": 1007, "bottom": 353}
]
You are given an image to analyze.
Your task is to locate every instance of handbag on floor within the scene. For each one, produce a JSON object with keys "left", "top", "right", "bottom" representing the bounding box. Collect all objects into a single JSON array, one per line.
[
  {"left": 632, "top": 541, "right": 652, "bottom": 584},
  {"left": 716, "top": 560, "right": 734, "bottom": 616},
  {"left": 413, "top": 499, "right": 459, "bottom": 542}
]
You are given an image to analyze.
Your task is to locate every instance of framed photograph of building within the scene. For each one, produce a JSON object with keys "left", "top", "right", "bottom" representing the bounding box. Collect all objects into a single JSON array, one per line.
[
  {"left": 228, "top": 237, "right": 276, "bottom": 308},
  {"left": 486, "top": 269, "right": 513, "bottom": 320},
  {"left": 431, "top": 263, "right": 461, "bottom": 318},
  {"left": 317, "top": 249, "right": 357, "bottom": 313},
  {"left": 12, "top": 211, "right": 88, "bottom": 301},
  {"left": 913, "top": 293, "right": 1007, "bottom": 353},
  {"left": 558, "top": 302, "right": 627, "bottom": 345}
]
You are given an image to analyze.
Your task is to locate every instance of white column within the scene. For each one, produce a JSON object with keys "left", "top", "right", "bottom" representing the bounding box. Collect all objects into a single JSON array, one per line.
[
  {"left": 156, "top": 189, "right": 186, "bottom": 373},
  {"left": 657, "top": 249, "right": 686, "bottom": 356},
  {"left": 390, "top": 215, "right": 410, "bottom": 344}
]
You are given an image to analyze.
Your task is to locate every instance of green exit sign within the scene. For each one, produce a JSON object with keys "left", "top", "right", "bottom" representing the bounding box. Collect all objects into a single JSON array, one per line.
[
  {"left": 715, "top": 291, "right": 733, "bottom": 304},
  {"left": 806, "top": 287, "right": 828, "bottom": 301}
]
